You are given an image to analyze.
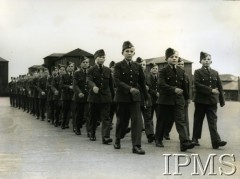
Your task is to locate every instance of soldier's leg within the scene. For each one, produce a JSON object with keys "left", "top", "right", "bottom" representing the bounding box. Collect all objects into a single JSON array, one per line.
[
  {"left": 35, "top": 98, "right": 40, "bottom": 119},
  {"left": 206, "top": 104, "right": 221, "bottom": 146},
  {"left": 184, "top": 103, "right": 190, "bottom": 137},
  {"left": 61, "top": 100, "right": 71, "bottom": 129},
  {"left": 130, "top": 102, "right": 143, "bottom": 147},
  {"left": 75, "top": 102, "right": 84, "bottom": 134},
  {"left": 174, "top": 103, "right": 189, "bottom": 143},
  {"left": 192, "top": 103, "right": 206, "bottom": 140},
  {"left": 84, "top": 103, "right": 90, "bottom": 136},
  {"left": 89, "top": 103, "right": 100, "bottom": 140},
  {"left": 155, "top": 105, "right": 173, "bottom": 144},
  {"left": 141, "top": 106, "right": 154, "bottom": 141},
  {"left": 100, "top": 103, "right": 111, "bottom": 139},
  {"left": 115, "top": 103, "right": 130, "bottom": 140}
]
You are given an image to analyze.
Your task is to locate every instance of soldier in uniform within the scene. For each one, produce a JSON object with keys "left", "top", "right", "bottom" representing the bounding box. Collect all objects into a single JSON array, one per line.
[
  {"left": 60, "top": 62, "right": 75, "bottom": 129},
  {"left": 36, "top": 68, "right": 48, "bottom": 121},
  {"left": 109, "top": 61, "right": 116, "bottom": 130},
  {"left": 32, "top": 71, "right": 40, "bottom": 119},
  {"left": 73, "top": 56, "right": 90, "bottom": 135},
  {"left": 148, "top": 63, "right": 160, "bottom": 122},
  {"left": 8, "top": 77, "right": 14, "bottom": 107},
  {"left": 155, "top": 48, "right": 194, "bottom": 151},
  {"left": 52, "top": 65, "right": 64, "bottom": 127},
  {"left": 136, "top": 57, "right": 155, "bottom": 143},
  {"left": 113, "top": 41, "right": 148, "bottom": 155},
  {"left": 192, "top": 52, "right": 226, "bottom": 149},
  {"left": 87, "top": 49, "right": 114, "bottom": 144}
]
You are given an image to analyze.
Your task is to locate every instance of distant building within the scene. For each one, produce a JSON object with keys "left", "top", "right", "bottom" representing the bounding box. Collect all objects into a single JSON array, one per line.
[
  {"left": 44, "top": 48, "right": 94, "bottom": 73},
  {"left": 0, "top": 57, "right": 9, "bottom": 96},
  {"left": 220, "top": 74, "right": 240, "bottom": 101},
  {"left": 145, "top": 56, "right": 193, "bottom": 98}
]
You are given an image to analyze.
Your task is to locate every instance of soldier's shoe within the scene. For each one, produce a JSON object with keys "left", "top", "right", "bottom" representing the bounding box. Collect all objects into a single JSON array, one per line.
[
  {"left": 54, "top": 122, "right": 59, "bottom": 127},
  {"left": 155, "top": 140, "right": 164, "bottom": 147},
  {"left": 192, "top": 138, "right": 200, "bottom": 146},
  {"left": 164, "top": 134, "right": 170, "bottom": 140},
  {"left": 114, "top": 138, "right": 121, "bottom": 149},
  {"left": 89, "top": 133, "right": 96, "bottom": 141},
  {"left": 181, "top": 141, "right": 195, "bottom": 152},
  {"left": 75, "top": 130, "right": 81, "bottom": 135},
  {"left": 132, "top": 146, "right": 145, "bottom": 155},
  {"left": 212, "top": 141, "right": 227, "bottom": 149},
  {"left": 102, "top": 137, "right": 113, "bottom": 145},
  {"left": 65, "top": 125, "right": 70, "bottom": 129},
  {"left": 147, "top": 134, "right": 155, "bottom": 143},
  {"left": 36, "top": 116, "right": 39, "bottom": 119}
]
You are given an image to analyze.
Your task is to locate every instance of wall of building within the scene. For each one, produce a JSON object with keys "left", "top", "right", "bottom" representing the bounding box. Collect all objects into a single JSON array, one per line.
[{"left": 0, "top": 61, "right": 9, "bottom": 96}]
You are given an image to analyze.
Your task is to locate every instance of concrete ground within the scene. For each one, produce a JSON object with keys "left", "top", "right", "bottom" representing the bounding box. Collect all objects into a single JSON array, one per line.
[{"left": 0, "top": 97, "right": 239, "bottom": 179}]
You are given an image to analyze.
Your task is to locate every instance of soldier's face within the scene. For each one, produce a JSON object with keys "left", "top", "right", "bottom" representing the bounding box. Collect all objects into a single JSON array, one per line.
[
  {"left": 96, "top": 56, "right": 105, "bottom": 65},
  {"left": 150, "top": 66, "right": 158, "bottom": 74},
  {"left": 59, "top": 67, "right": 66, "bottom": 75},
  {"left": 167, "top": 52, "right": 179, "bottom": 65},
  {"left": 122, "top": 47, "right": 135, "bottom": 60},
  {"left": 81, "top": 59, "right": 89, "bottom": 69},
  {"left": 67, "top": 64, "right": 74, "bottom": 72},
  {"left": 140, "top": 61, "right": 146, "bottom": 71},
  {"left": 201, "top": 56, "right": 212, "bottom": 67},
  {"left": 177, "top": 61, "right": 184, "bottom": 70}
]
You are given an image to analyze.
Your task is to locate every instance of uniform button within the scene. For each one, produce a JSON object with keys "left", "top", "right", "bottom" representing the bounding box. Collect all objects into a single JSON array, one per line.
[
  {"left": 176, "top": 80, "right": 177, "bottom": 82},
  {"left": 210, "top": 77, "right": 212, "bottom": 79},
  {"left": 130, "top": 70, "right": 132, "bottom": 72},
  {"left": 210, "top": 81, "right": 212, "bottom": 83},
  {"left": 130, "top": 75, "right": 132, "bottom": 77}
]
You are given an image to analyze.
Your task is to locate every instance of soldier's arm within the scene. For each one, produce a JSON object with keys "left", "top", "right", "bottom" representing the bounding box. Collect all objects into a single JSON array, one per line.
[
  {"left": 138, "top": 65, "right": 148, "bottom": 100},
  {"left": 194, "top": 70, "right": 212, "bottom": 94},
  {"left": 73, "top": 71, "right": 82, "bottom": 94},
  {"left": 51, "top": 78, "right": 58, "bottom": 92},
  {"left": 109, "top": 72, "right": 115, "bottom": 99},
  {"left": 87, "top": 68, "right": 97, "bottom": 89},
  {"left": 60, "top": 75, "right": 70, "bottom": 90},
  {"left": 113, "top": 63, "right": 131, "bottom": 93},
  {"left": 216, "top": 72, "right": 225, "bottom": 107}
]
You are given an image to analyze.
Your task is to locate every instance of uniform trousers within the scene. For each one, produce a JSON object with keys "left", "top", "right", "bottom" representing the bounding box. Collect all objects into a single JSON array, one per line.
[
  {"left": 89, "top": 103, "right": 111, "bottom": 138},
  {"left": 141, "top": 106, "right": 154, "bottom": 137},
  {"left": 155, "top": 104, "right": 189, "bottom": 143},
  {"left": 61, "top": 100, "right": 72, "bottom": 127},
  {"left": 115, "top": 102, "right": 143, "bottom": 147},
  {"left": 192, "top": 103, "right": 221, "bottom": 145},
  {"left": 74, "top": 102, "right": 89, "bottom": 132}
]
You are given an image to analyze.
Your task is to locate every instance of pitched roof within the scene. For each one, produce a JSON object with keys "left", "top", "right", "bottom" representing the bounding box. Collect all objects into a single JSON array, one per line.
[
  {"left": 0, "top": 57, "right": 8, "bottom": 62},
  {"left": 28, "top": 65, "right": 44, "bottom": 69},
  {"left": 220, "top": 74, "right": 238, "bottom": 82},
  {"left": 62, "top": 48, "right": 93, "bottom": 57},
  {"left": 145, "top": 56, "right": 192, "bottom": 64},
  {"left": 43, "top": 53, "right": 64, "bottom": 59},
  {"left": 222, "top": 81, "right": 239, "bottom": 90}
]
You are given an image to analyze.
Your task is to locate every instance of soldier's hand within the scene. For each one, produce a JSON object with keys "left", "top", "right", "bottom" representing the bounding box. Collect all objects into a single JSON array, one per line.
[
  {"left": 28, "top": 91, "right": 31, "bottom": 95},
  {"left": 156, "top": 92, "right": 159, "bottom": 97},
  {"left": 187, "top": 99, "right": 191, "bottom": 104},
  {"left": 93, "top": 86, "right": 99, "bottom": 94},
  {"left": 69, "top": 85, "right": 73, "bottom": 90},
  {"left": 130, "top": 88, "right": 139, "bottom": 94},
  {"left": 145, "top": 85, "right": 149, "bottom": 91},
  {"left": 54, "top": 90, "right": 59, "bottom": 95},
  {"left": 174, "top": 88, "right": 183, "bottom": 94},
  {"left": 79, "top": 93, "right": 85, "bottom": 98},
  {"left": 41, "top": 91, "right": 46, "bottom": 95},
  {"left": 212, "top": 88, "right": 219, "bottom": 94}
]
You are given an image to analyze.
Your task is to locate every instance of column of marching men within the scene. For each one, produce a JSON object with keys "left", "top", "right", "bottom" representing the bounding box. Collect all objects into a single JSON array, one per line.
[{"left": 8, "top": 41, "right": 227, "bottom": 155}]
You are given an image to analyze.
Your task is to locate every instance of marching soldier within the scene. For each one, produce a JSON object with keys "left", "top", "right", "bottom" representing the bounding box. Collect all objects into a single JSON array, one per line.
[
  {"left": 73, "top": 56, "right": 90, "bottom": 135},
  {"left": 113, "top": 41, "right": 148, "bottom": 155},
  {"left": 192, "top": 52, "right": 226, "bottom": 149},
  {"left": 148, "top": 63, "right": 160, "bottom": 122},
  {"left": 36, "top": 68, "right": 48, "bottom": 121},
  {"left": 52, "top": 65, "right": 64, "bottom": 127},
  {"left": 60, "top": 62, "right": 75, "bottom": 129},
  {"left": 155, "top": 48, "right": 194, "bottom": 151},
  {"left": 87, "top": 49, "right": 114, "bottom": 144},
  {"left": 109, "top": 61, "right": 116, "bottom": 130},
  {"left": 136, "top": 57, "right": 155, "bottom": 143},
  {"left": 32, "top": 71, "right": 40, "bottom": 119},
  {"left": 8, "top": 77, "right": 14, "bottom": 107}
]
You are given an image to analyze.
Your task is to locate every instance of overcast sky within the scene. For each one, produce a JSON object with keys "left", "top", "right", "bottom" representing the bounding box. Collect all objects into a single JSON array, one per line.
[{"left": 1, "top": 0, "right": 240, "bottom": 79}]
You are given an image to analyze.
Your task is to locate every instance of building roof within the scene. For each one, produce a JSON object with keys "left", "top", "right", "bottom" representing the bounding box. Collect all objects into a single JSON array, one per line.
[
  {"left": 220, "top": 74, "right": 238, "bottom": 82},
  {"left": 145, "top": 56, "right": 192, "bottom": 64},
  {"left": 43, "top": 53, "right": 64, "bottom": 59},
  {"left": 0, "top": 57, "right": 8, "bottom": 62},
  {"left": 222, "top": 81, "right": 239, "bottom": 90},
  {"left": 28, "top": 65, "right": 45, "bottom": 69},
  {"left": 61, "top": 48, "right": 93, "bottom": 57}
]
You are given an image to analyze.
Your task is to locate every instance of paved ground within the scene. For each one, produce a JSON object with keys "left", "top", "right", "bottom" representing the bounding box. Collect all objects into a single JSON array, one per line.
[{"left": 0, "top": 97, "right": 239, "bottom": 178}]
